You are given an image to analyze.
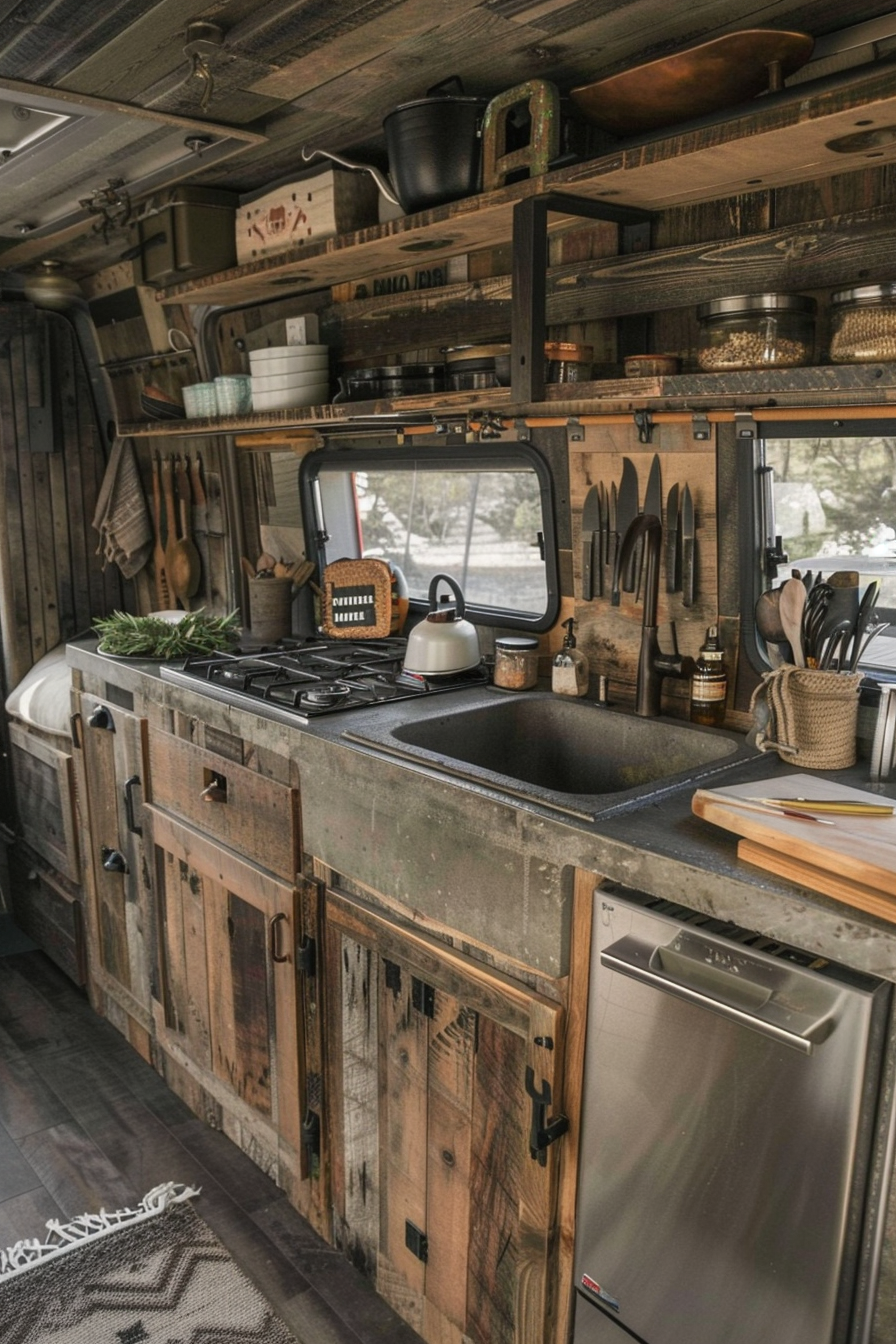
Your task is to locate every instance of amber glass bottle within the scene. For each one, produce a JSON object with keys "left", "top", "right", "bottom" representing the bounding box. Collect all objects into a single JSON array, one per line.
[{"left": 690, "top": 624, "right": 728, "bottom": 727}]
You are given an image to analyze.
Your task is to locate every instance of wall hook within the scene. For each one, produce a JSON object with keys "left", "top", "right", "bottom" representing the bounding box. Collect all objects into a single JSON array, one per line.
[
  {"left": 182, "top": 21, "right": 226, "bottom": 112},
  {"left": 633, "top": 409, "right": 654, "bottom": 443}
]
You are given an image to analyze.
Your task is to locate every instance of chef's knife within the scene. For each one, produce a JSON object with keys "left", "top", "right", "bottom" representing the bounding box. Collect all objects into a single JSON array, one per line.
[
  {"left": 607, "top": 482, "right": 619, "bottom": 602},
  {"left": 581, "top": 484, "right": 601, "bottom": 600},
  {"left": 616, "top": 457, "right": 640, "bottom": 597},
  {"left": 681, "top": 483, "right": 696, "bottom": 607},
  {"left": 597, "top": 480, "right": 608, "bottom": 595},
  {"left": 665, "top": 482, "right": 680, "bottom": 592},
  {"left": 637, "top": 453, "right": 663, "bottom": 598}
]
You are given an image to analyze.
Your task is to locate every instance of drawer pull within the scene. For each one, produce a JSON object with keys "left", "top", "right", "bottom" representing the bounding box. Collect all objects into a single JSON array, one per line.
[
  {"left": 124, "top": 775, "right": 143, "bottom": 835},
  {"left": 270, "top": 912, "right": 290, "bottom": 963},
  {"left": 101, "top": 845, "right": 128, "bottom": 874}
]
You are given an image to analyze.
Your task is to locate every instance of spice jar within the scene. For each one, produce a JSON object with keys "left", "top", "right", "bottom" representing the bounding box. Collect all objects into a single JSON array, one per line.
[
  {"left": 696, "top": 294, "right": 816, "bottom": 370},
  {"left": 829, "top": 284, "right": 896, "bottom": 362},
  {"left": 493, "top": 635, "right": 540, "bottom": 690}
]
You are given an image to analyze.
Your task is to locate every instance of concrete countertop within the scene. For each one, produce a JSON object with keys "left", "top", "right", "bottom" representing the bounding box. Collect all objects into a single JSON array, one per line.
[{"left": 67, "top": 639, "right": 896, "bottom": 983}]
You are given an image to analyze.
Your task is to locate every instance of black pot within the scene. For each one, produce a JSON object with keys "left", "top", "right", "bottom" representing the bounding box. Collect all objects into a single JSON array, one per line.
[{"left": 384, "top": 78, "right": 488, "bottom": 214}]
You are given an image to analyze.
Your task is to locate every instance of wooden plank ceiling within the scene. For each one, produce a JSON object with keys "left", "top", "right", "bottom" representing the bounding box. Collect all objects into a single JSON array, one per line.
[{"left": 1, "top": 0, "right": 896, "bottom": 274}]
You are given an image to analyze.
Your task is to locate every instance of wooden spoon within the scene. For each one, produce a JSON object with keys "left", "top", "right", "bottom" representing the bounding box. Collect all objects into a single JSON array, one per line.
[
  {"left": 754, "top": 588, "right": 788, "bottom": 665},
  {"left": 779, "top": 576, "right": 807, "bottom": 667},
  {"left": 174, "top": 456, "right": 202, "bottom": 601},
  {"left": 151, "top": 452, "right": 171, "bottom": 609},
  {"left": 162, "top": 454, "right": 199, "bottom": 607}
]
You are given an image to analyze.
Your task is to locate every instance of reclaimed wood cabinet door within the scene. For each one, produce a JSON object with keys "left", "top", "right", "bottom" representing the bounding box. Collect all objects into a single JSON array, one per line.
[
  {"left": 324, "top": 885, "right": 566, "bottom": 1344},
  {"left": 147, "top": 805, "right": 324, "bottom": 1223},
  {"left": 72, "top": 690, "right": 153, "bottom": 1046}
]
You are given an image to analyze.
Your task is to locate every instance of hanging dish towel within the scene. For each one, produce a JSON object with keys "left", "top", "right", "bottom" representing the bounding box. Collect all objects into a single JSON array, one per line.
[{"left": 92, "top": 436, "right": 153, "bottom": 578}]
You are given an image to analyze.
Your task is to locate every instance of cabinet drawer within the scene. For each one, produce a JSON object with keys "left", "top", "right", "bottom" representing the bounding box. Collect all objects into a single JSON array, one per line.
[
  {"left": 149, "top": 731, "right": 299, "bottom": 881},
  {"left": 8, "top": 850, "right": 86, "bottom": 987},
  {"left": 8, "top": 721, "right": 80, "bottom": 884}
]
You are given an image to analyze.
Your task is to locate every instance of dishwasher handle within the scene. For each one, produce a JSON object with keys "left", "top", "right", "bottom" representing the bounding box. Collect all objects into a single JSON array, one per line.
[{"left": 600, "top": 934, "right": 836, "bottom": 1054}]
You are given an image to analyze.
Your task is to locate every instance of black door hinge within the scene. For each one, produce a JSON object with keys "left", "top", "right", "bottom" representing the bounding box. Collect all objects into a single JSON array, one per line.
[
  {"left": 296, "top": 935, "right": 316, "bottom": 976},
  {"left": 525, "top": 1066, "right": 569, "bottom": 1166},
  {"left": 405, "top": 1220, "right": 429, "bottom": 1262},
  {"left": 412, "top": 976, "right": 435, "bottom": 1018}
]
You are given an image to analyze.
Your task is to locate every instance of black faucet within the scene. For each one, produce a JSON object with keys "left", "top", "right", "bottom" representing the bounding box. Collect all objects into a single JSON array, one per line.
[{"left": 617, "top": 514, "right": 694, "bottom": 717}]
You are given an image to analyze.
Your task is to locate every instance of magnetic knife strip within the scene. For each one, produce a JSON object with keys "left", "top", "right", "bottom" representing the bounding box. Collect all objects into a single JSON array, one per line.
[{"left": 580, "top": 453, "right": 697, "bottom": 606}]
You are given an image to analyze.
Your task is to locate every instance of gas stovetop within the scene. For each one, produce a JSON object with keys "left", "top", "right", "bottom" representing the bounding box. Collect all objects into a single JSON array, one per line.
[{"left": 159, "top": 637, "right": 488, "bottom": 724}]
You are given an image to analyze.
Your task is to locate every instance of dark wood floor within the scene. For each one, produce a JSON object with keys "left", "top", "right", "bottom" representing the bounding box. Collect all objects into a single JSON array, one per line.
[{"left": 0, "top": 937, "right": 422, "bottom": 1344}]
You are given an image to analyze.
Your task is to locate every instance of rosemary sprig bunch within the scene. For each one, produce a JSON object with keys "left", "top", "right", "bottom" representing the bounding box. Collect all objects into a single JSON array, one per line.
[{"left": 93, "top": 609, "right": 241, "bottom": 658}]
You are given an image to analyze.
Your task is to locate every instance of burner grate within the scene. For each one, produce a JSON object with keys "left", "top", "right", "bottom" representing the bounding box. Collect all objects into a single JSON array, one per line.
[{"left": 161, "top": 636, "right": 489, "bottom": 721}]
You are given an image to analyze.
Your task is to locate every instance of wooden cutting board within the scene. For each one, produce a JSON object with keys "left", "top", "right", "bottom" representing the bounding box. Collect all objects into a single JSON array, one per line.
[{"left": 692, "top": 774, "right": 896, "bottom": 920}]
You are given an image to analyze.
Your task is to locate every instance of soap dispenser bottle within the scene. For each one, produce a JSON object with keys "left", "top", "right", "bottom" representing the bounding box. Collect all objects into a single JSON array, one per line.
[{"left": 553, "top": 618, "right": 589, "bottom": 697}]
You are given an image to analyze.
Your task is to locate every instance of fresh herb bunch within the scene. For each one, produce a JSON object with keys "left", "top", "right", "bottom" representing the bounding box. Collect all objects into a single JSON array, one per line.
[{"left": 93, "top": 609, "right": 241, "bottom": 658}]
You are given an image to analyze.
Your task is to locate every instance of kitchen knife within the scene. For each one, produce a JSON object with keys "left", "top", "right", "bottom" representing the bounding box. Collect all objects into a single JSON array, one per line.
[
  {"left": 664, "top": 482, "right": 680, "bottom": 592},
  {"left": 581, "top": 484, "right": 601, "bottom": 600},
  {"left": 597, "top": 480, "right": 608, "bottom": 595},
  {"left": 681, "top": 483, "right": 696, "bottom": 607},
  {"left": 637, "top": 453, "right": 663, "bottom": 598},
  {"left": 616, "top": 457, "right": 640, "bottom": 596},
  {"left": 607, "top": 482, "right": 619, "bottom": 603}
]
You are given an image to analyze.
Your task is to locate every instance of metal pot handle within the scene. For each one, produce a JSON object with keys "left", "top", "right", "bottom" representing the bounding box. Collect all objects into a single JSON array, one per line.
[
  {"left": 301, "top": 145, "right": 401, "bottom": 208},
  {"left": 428, "top": 572, "right": 465, "bottom": 618}
]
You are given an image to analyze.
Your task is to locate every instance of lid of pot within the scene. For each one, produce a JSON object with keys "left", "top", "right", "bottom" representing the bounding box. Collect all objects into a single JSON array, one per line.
[
  {"left": 696, "top": 293, "right": 817, "bottom": 318},
  {"left": 349, "top": 363, "right": 445, "bottom": 379},
  {"left": 831, "top": 283, "right": 896, "bottom": 305},
  {"left": 544, "top": 341, "right": 593, "bottom": 361},
  {"left": 444, "top": 343, "right": 511, "bottom": 363}
]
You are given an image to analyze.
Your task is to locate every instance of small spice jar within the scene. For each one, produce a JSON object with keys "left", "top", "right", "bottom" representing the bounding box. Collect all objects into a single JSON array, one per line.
[
  {"left": 696, "top": 294, "right": 816, "bottom": 370},
  {"left": 493, "top": 635, "right": 540, "bottom": 690},
  {"left": 829, "top": 284, "right": 896, "bottom": 362}
]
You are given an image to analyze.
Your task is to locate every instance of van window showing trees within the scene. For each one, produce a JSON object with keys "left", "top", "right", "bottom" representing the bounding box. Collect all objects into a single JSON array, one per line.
[
  {"left": 767, "top": 435, "right": 896, "bottom": 606},
  {"left": 299, "top": 442, "right": 559, "bottom": 630}
]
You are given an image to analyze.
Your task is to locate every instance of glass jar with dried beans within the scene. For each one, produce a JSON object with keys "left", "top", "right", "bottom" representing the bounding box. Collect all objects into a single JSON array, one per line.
[
  {"left": 829, "top": 284, "right": 896, "bottom": 362},
  {"left": 696, "top": 294, "right": 816, "bottom": 371}
]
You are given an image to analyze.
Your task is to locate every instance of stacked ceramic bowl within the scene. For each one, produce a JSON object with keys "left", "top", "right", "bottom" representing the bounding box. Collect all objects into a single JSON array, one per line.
[{"left": 249, "top": 345, "right": 330, "bottom": 412}]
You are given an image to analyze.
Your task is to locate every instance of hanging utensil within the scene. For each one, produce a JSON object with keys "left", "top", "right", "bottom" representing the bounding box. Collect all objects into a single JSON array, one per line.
[
  {"left": 581, "top": 484, "right": 601, "bottom": 601},
  {"left": 151, "top": 451, "right": 170, "bottom": 609},
  {"left": 680, "top": 484, "right": 696, "bottom": 607}
]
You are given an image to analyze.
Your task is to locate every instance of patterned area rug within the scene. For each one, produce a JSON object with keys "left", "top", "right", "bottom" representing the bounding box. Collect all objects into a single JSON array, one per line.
[{"left": 0, "top": 1184, "right": 298, "bottom": 1344}]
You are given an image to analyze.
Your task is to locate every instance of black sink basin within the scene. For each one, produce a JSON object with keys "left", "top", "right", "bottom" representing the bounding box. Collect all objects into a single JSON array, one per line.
[{"left": 348, "top": 692, "right": 749, "bottom": 818}]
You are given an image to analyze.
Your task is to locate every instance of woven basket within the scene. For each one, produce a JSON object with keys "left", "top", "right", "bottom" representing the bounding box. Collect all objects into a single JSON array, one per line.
[{"left": 750, "top": 664, "right": 863, "bottom": 770}]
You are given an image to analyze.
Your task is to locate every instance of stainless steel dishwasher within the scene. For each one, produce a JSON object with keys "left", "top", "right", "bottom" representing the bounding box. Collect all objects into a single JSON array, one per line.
[{"left": 573, "top": 885, "right": 892, "bottom": 1344}]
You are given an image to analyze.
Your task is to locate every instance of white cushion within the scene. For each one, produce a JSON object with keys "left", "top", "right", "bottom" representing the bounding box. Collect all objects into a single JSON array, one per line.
[{"left": 5, "top": 645, "right": 72, "bottom": 738}]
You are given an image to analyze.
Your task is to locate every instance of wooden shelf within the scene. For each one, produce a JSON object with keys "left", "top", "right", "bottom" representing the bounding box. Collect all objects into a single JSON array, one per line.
[
  {"left": 154, "top": 64, "right": 896, "bottom": 309},
  {"left": 118, "top": 364, "right": 896, "bottom": 439}
]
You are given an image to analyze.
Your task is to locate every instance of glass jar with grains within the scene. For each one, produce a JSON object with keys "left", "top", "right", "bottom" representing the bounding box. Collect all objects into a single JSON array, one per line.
[
  {"left": 493, "top": 635, "right": 540, "bottom": 690},
  {"left": 829, "top": 284, "right": 896, "bottom": 362},
  {"left": 696, "top": 294, "right": 816, "bottom": 371}
]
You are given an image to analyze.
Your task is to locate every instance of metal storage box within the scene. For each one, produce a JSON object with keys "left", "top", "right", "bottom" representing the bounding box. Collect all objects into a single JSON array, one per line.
[
  {"left": 237, "top": 167, "right": 379, "bottom": 264},
  {"left": 129, "top": 186, "right": 238, "bottom": 288}
]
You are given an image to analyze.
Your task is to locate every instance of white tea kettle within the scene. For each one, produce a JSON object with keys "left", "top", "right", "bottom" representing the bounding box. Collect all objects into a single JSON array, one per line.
[{"left": 403, "top": 573, "right": 481, "bottom": 675}]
